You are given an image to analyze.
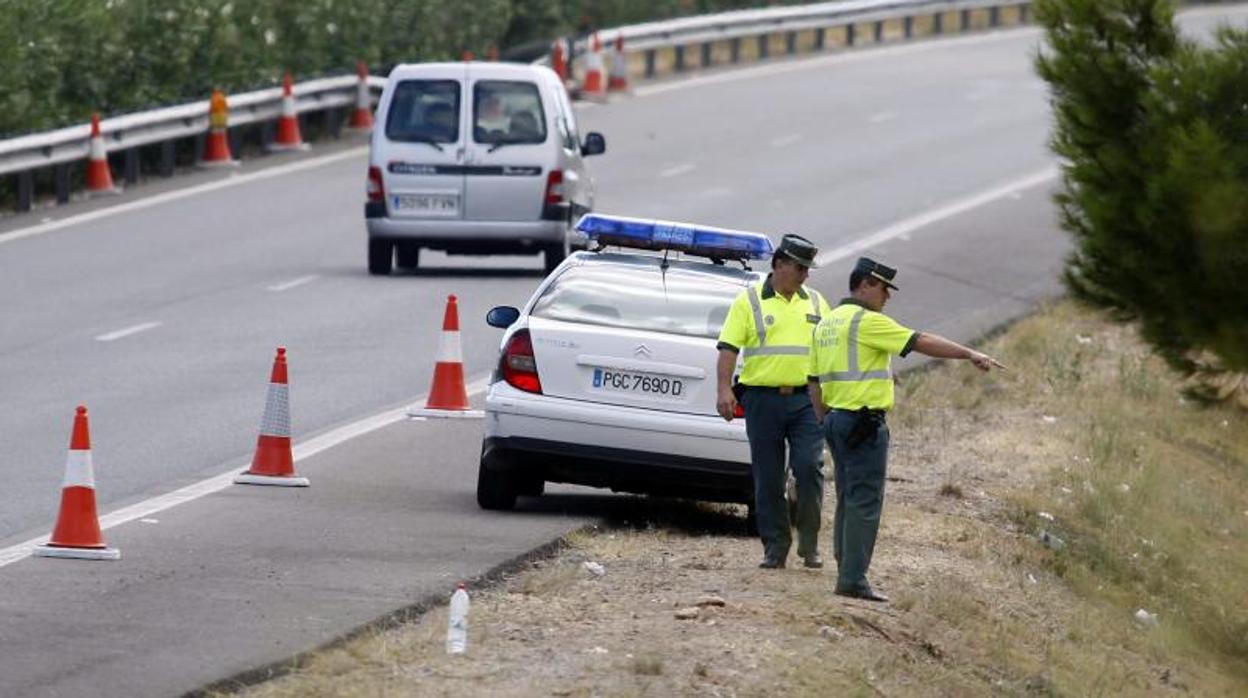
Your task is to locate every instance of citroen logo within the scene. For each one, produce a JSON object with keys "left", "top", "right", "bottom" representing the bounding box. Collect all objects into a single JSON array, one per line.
[{"left": 634, "top": 343, "right": 652, "bottom": 358}]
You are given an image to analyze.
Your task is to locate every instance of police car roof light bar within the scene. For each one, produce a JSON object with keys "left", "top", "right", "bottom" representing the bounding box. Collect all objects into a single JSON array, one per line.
[{"left": 576, "top": 214, "right": 774, "bottom": 261}]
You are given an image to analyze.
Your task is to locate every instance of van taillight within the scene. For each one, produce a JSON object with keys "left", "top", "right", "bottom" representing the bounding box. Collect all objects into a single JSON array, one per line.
[
  {"left": 501, "top": 330, "right": 542, "bottom": 394},
  {"left": 544, "top": 169, "right": 564, "bottom": 205},
  {"left": 367, "top": 166, "right": 384, "bottom": 203}
]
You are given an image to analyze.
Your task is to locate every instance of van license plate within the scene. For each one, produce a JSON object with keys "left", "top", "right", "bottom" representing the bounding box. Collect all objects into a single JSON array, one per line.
[
  {"left": 591, "top": 368, "right": 685, "bottom": 398},
  {"left": 393, "top": 193, "right": 458, "bottom": 215}
]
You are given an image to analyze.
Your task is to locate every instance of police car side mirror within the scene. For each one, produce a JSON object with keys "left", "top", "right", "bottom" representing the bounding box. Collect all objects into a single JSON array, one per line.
[
  {"left": 486, "top": 306, "right": 520, "bottom": 328},
  {"left": 581, "top": 132, "right": 606, "bottom": 156}
]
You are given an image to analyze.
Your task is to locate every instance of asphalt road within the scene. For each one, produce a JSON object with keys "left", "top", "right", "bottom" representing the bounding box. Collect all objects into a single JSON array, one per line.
[{"left": 1, "top": 6, "right": 1244, "bottom": 696}]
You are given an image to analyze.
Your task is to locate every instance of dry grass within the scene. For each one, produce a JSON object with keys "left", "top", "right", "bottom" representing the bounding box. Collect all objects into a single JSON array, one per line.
[{"left": 223, "top": 300, "right": 1248, "bottom": 697}]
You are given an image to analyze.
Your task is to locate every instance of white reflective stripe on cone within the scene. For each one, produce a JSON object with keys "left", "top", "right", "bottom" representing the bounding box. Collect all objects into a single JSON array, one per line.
[
  {"left": 259, "top": 384, "right": 291, "bottom": 437},
  {"left": 282, "top": 95, "right": 296, "bottom": 117},
  {"left": 435, "top": 331, "right": 463, "bottom": 363},
  {"left": 90, "top": 137, "right": 107, "bottom": 160},
  {"left": 62, "top": 450, "right": 95, "bottom": 489}
]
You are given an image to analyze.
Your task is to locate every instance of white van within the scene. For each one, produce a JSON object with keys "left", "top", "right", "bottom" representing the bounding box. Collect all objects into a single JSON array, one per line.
[{"left": 364, "top": 61, "right": 606, "bottom": 274}]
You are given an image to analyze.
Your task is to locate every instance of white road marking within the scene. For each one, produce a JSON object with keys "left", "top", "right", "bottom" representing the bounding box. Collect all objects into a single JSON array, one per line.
[
  {"left": 770, "top": 134, "right": 803, "bottom": 148},
  {"left": 267, "top": 275, "right": 319, "bottom": 292},
  {"left": 0, "top": 147, "right": 369, "bottom": 249},
  {"left": 0, "top": 374, "right": 492, "bottom": 569},
  {"left": 94, "top": 322, "right": 161, "bottom": 342},
  {"left": 814, "top": 166, "right": 1059, "bottom": 267},
  {"left": 659, "top": 163, "right": 697, "bottom": 178},
  {"left": 868, "top": 110, "right": 898, "bottom": 124}
]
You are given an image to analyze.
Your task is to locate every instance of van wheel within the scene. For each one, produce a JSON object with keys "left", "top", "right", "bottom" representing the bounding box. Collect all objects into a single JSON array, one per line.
[
  {"left": 543, "top": 243, "right": 566, "bottom": 274},
  {"left": 368, "top": 239, "right": 393, "bottom": 275},
  {"left": 477, "top": 459, "right": 518, "bottom": 510},
  {"left": 396, "top": 243, "right": 420, "bottom": 270}
]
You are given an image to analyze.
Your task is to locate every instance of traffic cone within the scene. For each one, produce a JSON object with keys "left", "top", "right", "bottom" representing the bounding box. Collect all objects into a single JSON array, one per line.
[
  {"left": 201, "top": 90, "right": 238, "bottom": 167},
  {"left": 551, "top": 38, "right": 569, "bottom": 85},
  {"left": 580, "top": 33, "right": 606, "bottom": 101},
  {"left": 33, "top": 406, "right": 120, "bottom": 560},
  {"left": 608, "top": 35, "right": 630, "bottom": 93},
  {"left": 235, "top": 347, "right": 310, "bottom": 486},
  {"left": 347, "top": 62, "right": 373, "bottom": 132},
  {"left": 269, "top": 73, "right": 307, "bottom": 152},
  {"left": 486, "top": 45, "right": 500, "bottom": 61},
  {"left": 85, "top": 113, "right": 119, "bottom": 195},
  {"left": 408, "top": 295, "right": 483, "bottom": 419}
]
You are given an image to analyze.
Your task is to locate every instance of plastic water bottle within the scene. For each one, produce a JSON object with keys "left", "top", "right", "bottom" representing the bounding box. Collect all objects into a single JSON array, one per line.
[{"left": 446, "top": 582, "right": 469, "bottom": 654}]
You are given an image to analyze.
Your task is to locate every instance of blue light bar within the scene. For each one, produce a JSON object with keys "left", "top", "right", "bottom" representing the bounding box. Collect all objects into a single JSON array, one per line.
[{"left": 576, "top": 213, "right": 774, "bottom": 261}]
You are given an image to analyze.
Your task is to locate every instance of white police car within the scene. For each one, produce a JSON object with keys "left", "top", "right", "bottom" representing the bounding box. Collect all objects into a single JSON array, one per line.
[{"left": 478, "top": 214, "right": 771, "bottom": 512}]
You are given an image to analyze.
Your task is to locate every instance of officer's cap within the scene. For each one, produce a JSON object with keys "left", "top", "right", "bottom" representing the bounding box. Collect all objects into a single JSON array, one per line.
[
  {"left": 854, "top": 256, "right": 899, "bottom": 291},
  {"left": 773, "top": 234, "right": 818, "bottom": 268}
]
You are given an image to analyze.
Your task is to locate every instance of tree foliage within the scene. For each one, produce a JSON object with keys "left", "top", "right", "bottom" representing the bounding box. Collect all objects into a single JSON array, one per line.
[{"left": 1036, "top": 0, "right": 1248, "bottom": 387}]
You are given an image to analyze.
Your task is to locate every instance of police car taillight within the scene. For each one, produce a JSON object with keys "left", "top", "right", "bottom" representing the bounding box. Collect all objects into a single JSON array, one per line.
[
  {"left": 544, "top": 170, "right": 564, "bottom": 205},
  {"left": 366, "top": 166, "right": 384, "bottom": 203},
  {"left": 502, "top": 330, "right": 542, "bottom": 394}
]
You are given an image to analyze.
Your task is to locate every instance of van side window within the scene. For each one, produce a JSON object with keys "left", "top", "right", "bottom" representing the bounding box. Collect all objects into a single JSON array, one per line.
[
  {"left": 473, "top": 81, "right": 547, "bottom": 145},
  {"left": 555, "top": 84, "right": 580, "bottom": 149},
  {"left": 385, "top": 80, "right": 460, "bottom": 144}
]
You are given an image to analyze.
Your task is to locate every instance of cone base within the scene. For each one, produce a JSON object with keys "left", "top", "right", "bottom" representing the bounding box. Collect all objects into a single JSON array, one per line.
[
  {"left": 34, "top": 544, "right": 120, "bottom": 561},
  {"left": 86, "top": 186, "right": 123, "bottom": 197},
  {"left": 234, "top": 472, "right": 310, "bottom": 487},
  {"left": 407, "top": 406, "right": 485, "bottom": 420},
  {"left": 267, "top": 142, "right": 310, "bottom": 152},
  {"left": 199, "top": 159, "right": 241, "bottom": 168}
]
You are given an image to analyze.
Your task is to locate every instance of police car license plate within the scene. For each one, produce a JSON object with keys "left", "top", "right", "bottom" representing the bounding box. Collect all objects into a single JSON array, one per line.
[
  {"left": 393, "top": 193, "right": 458, "bottom": 215},
  {"left": 591, "top": 368, "right": 684, "bottom": 398}
]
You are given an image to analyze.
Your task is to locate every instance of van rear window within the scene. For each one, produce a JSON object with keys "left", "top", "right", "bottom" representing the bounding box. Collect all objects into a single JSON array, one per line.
[
  {"left": 385, "top": 80, "right": 460, "bottom": 144},
  {"left": 473, "top": 81, "right": 546, "bottom": 146}
]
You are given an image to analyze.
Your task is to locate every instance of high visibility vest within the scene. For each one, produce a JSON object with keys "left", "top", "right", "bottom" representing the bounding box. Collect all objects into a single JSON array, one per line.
[
  {"left": 809, "top": 301, "right": 916, "bottom": 411},
  {"left": 718, "top": 278, "right": 828, "bottom": 386}
]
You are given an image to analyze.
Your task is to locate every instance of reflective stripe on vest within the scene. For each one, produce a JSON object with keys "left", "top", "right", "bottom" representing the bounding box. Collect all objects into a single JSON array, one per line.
[
  {"left": 742, "top": 285, "right": 822, "bottom": 358},
  {"left": 817, "top": 308, "right": 893, "bottom": 383}
]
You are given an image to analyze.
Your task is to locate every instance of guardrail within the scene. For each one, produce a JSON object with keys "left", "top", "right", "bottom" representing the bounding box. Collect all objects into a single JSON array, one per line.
[
  {"left": 563, "top": 0, "right": 1030, "bottom": 81},
  {"left": 1, "top": 74, "right": 386, "bottom": 213}
]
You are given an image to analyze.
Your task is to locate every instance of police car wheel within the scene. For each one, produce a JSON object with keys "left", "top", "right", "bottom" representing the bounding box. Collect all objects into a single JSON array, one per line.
[
  {"left": 368, "top": 238, "right": 393, "bottom": 275},
  {"left": 476, "top": 459, "right": 518, "bottom": 510},
  {"left": 395, "top": 243, "right": 420, "bottom": 270}
]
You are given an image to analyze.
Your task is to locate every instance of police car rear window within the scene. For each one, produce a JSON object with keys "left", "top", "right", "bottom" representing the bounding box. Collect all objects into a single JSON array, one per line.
[
  {"left": 530, "top": 263, "right": 748, "bottom": 338},
  {"left": 385, "top": 80, "right": 460, "bottom": 143}
]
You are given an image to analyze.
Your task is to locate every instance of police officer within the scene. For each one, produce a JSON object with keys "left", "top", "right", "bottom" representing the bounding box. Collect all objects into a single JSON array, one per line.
[
  {"left": 809, "top": 257, "right": 1004, "bottom": 601},
  {"left": 716, "top": 235, "right": 833, "bottom": 569}
]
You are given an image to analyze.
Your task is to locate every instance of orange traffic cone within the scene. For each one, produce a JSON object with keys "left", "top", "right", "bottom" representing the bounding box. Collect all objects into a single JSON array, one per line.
[
  {"left": 85, "top": 113, "right": 119, "bottom": 195},
  {"left": 551, "top": 38, "right": 569, "bottom": 85},
  {"left": 408, "top": 295, "right": 483, "bottom": 419},
  {"left": 33, "top": 406, "right": 120, "bottom": 560},
  {"left": 608, "top": 35, "right": 630, "bottom": 92},
  {"left": 235, "top": 347, "right": 310, "bottom": 486},
  {"left": 580, "top": 33, "right": 606, "bottom": 101},
  {"left": 201, "top": 90, "right": 238, "bottom": 167},
  {"left": 347, "top": 62, "right": 373, "bottom": 131},
  {"left": 270, "top": 73, "right": 307, "bottom": 152},
  {"left": 486, "top": 45, "right": 500, "bottom": 61}
]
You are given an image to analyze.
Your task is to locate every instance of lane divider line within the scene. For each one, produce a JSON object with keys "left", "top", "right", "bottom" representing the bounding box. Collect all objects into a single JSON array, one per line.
[
  {"left": 659, "top": 163, "right": 697, "bottom": 179},
  {"left": 868, "top": 110, "right": 899, "bottom": 124},
  {"left": 0, "top": 147, "right": 369, "bottom": 249},
  {"left": 814, "top": 166, "right": 1059, "bottom": 268},
  {"left": 267, "top": 275, "right": 319, "bottom": 292},
  {"left": 94, "top": 322, "right": 161, "bottom": 342},
  {"left": 0, "top": 374, "right": 493, "bottom": 569}
]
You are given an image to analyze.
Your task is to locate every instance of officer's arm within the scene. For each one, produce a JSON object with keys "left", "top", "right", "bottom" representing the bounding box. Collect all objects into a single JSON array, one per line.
[
  {"left": 913, "top": 333, "right": 1005, "bottom": 371},
  {"left": 716, "top": 348, "right": 739, "bottom": 421}
]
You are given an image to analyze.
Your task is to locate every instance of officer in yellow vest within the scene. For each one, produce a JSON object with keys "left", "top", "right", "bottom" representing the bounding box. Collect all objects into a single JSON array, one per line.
[
  {"left": 810, "top": 257, "right": 1004, "bottom": 601},
  {"left": 716, "top": 235, "right": 834, "bottom": 569}
]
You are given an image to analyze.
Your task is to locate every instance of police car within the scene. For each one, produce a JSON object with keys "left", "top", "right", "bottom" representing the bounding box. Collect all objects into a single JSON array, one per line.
[{"left": 478, "top": 214, "right": 771, "bottom": 512}]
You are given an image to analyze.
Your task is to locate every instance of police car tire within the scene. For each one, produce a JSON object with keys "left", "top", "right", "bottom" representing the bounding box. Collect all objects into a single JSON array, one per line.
[
  {"left": 476, "top": 460, "right": 518, "bottom": 510},
  {"left": 395, "top": 243, "right": 420, "bottom": 270},
  {"left": 368, "top": 238, "right": 393, "bottom": 275}
]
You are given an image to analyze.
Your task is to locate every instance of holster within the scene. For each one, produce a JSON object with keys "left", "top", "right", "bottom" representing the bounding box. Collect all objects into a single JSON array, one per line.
[
  {"left": 845, "top": 407, "right": 882, "bottom": 449},
  {"left": 731, "top": 380, "right": 746, "bottom": 403}
]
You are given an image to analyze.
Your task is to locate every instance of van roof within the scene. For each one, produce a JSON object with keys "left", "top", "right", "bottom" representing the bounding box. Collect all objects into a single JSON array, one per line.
[{"left": 387, "top": 62, "right": 556, "bottom": 82}]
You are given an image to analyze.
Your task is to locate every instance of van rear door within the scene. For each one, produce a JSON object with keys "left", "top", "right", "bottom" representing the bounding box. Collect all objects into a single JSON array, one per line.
[
  {"left": 379, "top": 65, "right": 467, "bottom": 221},
  {"left": 462, "top": 75, "right": 552, "bottom": 222}
]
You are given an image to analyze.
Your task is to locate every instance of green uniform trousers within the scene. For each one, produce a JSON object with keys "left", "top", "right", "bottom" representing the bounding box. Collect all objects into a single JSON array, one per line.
[{"left": 824, "top": 409, "right": 889, "bottom": 593}]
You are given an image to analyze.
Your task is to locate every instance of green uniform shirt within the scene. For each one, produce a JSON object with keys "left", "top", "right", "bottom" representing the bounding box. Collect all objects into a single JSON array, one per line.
[
  {"left": 809, "top": 298, "right": 918, "bottom": 411},
  {"left": 717, "top": 276, "right": 833, "bottom": 386}
]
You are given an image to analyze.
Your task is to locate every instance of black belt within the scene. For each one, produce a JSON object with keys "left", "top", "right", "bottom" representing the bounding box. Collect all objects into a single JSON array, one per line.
[
  {"left": 832, "top": 407, "right": 886, "bottom": 418},
  {"left": 742, "top": 385, "right": 809, "bottom": 396}
]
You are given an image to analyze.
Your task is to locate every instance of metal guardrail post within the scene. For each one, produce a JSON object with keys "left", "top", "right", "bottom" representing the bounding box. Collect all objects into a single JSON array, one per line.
[
  {"left": 731, "top": 37, "right": 741, "bottom": 63},
  {"left": 1020, "top": 4, "right": 1030, "bottom": 23},
  {"left": 159, "top": 141, "right": 175, "bottom": 177},
  {"left": 961, "top": 9, "right": 971, "bottom": 30},
  {"left": 124, "top": 149, "right": 139, "bottom": 185},
  {"left": 645, "top": 49, "right": 657, "bottom": 78},
  {"left": 758, "top": 34, "right": 769, "bottom": 59},
  {"left": 934, "top": 12, "right": 944, "bottom": 34},
  {"left": 54, "top": 164, "right": 70, "bottom": 204},
  {"left": 847, "top": 23, "right": 857, "bottom": 46},
  {"left": 875, "top": 20, "right": 884, "bottom": 42},
  {"left": 905, "top": 16, "right": 914, "bottom": 39},
  {"left": 675, "top": 44, "right": 686, "bottom": 71},
  {"left": 16, "top": 172, "right": 33, "bottom": 212},
  {"left": 815, "top": 27, "right": 826, "bottom": 50},
  {"left": 701, "top": 42, "right": 713, "bottom": 68},
  {"left": 786, "top": 30, "right": 797, "bottom": 55},
  {"left": 990, "top": 6, "right": 1000, "bottom": 26}
]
